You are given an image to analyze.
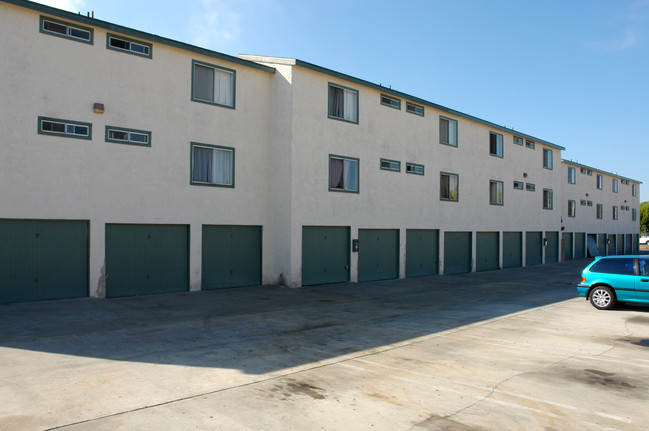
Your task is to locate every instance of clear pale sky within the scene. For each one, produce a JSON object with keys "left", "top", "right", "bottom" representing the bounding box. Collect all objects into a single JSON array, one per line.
[{"left": 36, "top": 0, "right": 649, "bottom": 203}]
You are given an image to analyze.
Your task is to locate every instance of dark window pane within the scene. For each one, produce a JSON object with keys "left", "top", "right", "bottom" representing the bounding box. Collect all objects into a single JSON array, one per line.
[
  {"left": 590, "top": 258, "right": 634, "bottom": 275},
  {"left": 109, "top": 38, "right": 130, "bottom": 50},
  {"left": 43, "top": 21, "right": 67, "bottom": 35},
  {"left": 193, "top": 64, "right": 214, "bottom": 101}
]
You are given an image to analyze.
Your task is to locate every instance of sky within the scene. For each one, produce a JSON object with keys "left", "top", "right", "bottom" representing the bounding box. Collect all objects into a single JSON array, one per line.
[{"left": 36, "top": 0, "right": 649, "bottom": 203}]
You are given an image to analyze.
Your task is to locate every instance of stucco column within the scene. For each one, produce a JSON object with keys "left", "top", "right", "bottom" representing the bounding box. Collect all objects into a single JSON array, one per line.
[
  {"left": 89, "top": 219, "right": 105, "bottom": 298},
  {"left": 189, "top": 223, "right": 202, "bottom": 291}
]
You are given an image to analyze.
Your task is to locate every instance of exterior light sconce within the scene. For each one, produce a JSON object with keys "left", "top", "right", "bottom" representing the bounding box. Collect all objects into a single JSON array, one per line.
[
  {"left": 585, "top": 193, "right": 589, "bottom": 197},
  {"left": 93, "top": 103, "right": 105, "bottom": 114},
  {"left": 543, "top": 237, "right": 548, "bottom": 247},
  {"left": 523, "top": 173, "right": 528, "bottom": 178},
  {"left": 607, "top": 238, "right": 611, "bottom": 245}
]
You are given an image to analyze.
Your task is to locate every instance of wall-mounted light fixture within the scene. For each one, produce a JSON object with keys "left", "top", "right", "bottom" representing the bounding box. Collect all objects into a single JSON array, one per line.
[
  {"left": 523, "top": 173, "right": 528, "bottom": 178},
  {"left": 543, "top": 237, "right": 548, "bottom": 247},
  {"left": 93, "top": 103, "right": 105, "bottom": 114},
  {"left": 585, "top": 193, "right": 589, "bottom": 197}
]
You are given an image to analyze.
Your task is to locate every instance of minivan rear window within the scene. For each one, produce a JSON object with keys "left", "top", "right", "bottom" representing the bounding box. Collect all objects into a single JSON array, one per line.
[{"left": 590, "top": 258, "right": 634, "bottom": 275}]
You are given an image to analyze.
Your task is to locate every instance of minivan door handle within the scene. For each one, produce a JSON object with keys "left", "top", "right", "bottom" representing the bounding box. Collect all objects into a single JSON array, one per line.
[{"left": 641, "top": 278, "right": 649, "bottom": 282}]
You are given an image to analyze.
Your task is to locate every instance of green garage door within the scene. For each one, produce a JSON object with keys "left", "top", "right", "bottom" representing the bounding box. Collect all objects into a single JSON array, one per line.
[
  {"left": 476, "top": 232, "right": 499, "bottom": 272},
  {"left": 1, "top": 220, "right": 88, "bottom": 303},
  {"left": 444, "top": 232, "right": 472, "bottom": 275},
  {"left": 617, "top": 234, "right": 624, "bottom": 255},
  {"left": 633, "top": 234, "right": 639, "bottom": 253},
  {"left": 545, "top": 231, "right": 559, "bottom": 263},
  {"left": 406, "top": 229, "right": 439, "bottom": 277},
  {"left": 202, "top": 225, "right": 261, "bottom": 289},
  {"left": 526, "top": 232, "right": 542, "bottom": 266},
  {"left": 597, "top": 234, "right": 607, "bottom": 256},
  {"left": 503, "top": 232, "right": 522, "bottom": 269},
  {"left": 608, "top": 235, "right": 616, "bottom": 256},
  {"left": 626, "top": 234, "right": 633, "bottom": 254},
  {"left": 358, "top": 229, "right": 399, "bottom": 282},
  {"left": 563, "top": 233, "right": 573, "bottom": 261},
  {"left": 574, "top": 233, "right": 585, "bottom": 259},
  {"left": 106, "top": 224, "right": 188, "bottom": 298},
  {"left": 302, "top": 226, "right": 349, "bottom": 286}
]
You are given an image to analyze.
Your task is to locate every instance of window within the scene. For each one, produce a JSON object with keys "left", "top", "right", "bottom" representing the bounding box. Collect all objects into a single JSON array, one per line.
[
  {"left": 525, "top": 139, "right": 535, "bottom": 149},
  {"left": 596, "top": 204, "right": 603, "bottom": 219},
  {"left": 580, "top": 199, "right": 586, "bottom": 206},
  {"left": 190, "top": 143, "right": 234, "bottom": 187},
  {"left": 440, "top": 172, "right": 459, "bottom": 201},
  {"left": 590, "top": 258, "right": 634, "bottom": 275},
  {"left": 380, "top": 158, "right": 400, "bottom": 172},
  {"left": 406, "top": 163, "right": 424, "bottom": 175},
  {"left": 105, "top": 126, "right": 151, "bottom": 146},
  {"left": 439, "top": 116, "right": 458, "bottom": 147},
  {"left": 612, "top": 206, "right": 618, "bottom": 220},
  {"left": 38, "top": 116, "right": 91, "bottom": 140},
  {"left": 192, "top": 60, "right": 235, "bottom": 108},
  {"left": 612, "top": 179, "right": 618, "bottom": 193},
  {"left": 568, "top": 200, "right": 576, "bottom": 217},
  {"left": 543, "top": 148, "right": 553, "bottom": 169},
  {"left": 489, "top": 180, "right": 504, "bottom": 205},
  {"left": 329, "top": 155, "right": 359, "bottom": 192},
  {"left": 40, "top": 16, "right": 92, "bottom": 43},
  {"left": 107, "top": 34, "right": 152, "bottom": 58},
  {"left": 513, "top": 136, "right": 524, "bottom": 146},
  {"left": 633, "top": 184, "right": 637, "bottom": 196},
  {"left": 405, "top": 102, "right": 424, "bottom": 116},
  {"left": 587, "top": 170, "right": 593, "bottom": 176},
  {"left": 580, "top": 168, "right": 587, "bottom": 174},
  {"left": 633, "top": 208, "right": 637, "bottom": 221},
  {"left": 526, "top": 183, "right": 535, "bottom": 192},
  {"left": 380, "top": 94, "right": 400, "bottom": 110},
  {"left": 328, "top": 83, "right": 358, "bottom": 123},
  {"left": 587, "top": 200, "right": 593, "bottom": 207},
  {"left": 568, "top": 167, "right": 575, "bottom": 184},
  {"left": 596, "top": 174, "right": 603, "bottom": 189},
  {"left": 513, "top": 181, "right": 524, "bottom": 190},
  {"left": 543, "top": 189, "right": 553, "bottom": 210},
  {"left": 489, "top": 132, "right": 503, "bottom": 157}
]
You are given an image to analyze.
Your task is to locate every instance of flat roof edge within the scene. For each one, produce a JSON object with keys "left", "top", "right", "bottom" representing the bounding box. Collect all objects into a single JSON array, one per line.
[{"left": 562, "top": 159, "right": 642, "bottom": 184}]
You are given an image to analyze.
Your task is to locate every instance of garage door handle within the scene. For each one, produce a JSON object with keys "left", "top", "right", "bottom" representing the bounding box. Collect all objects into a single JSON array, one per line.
[{"left": 345, "top": 265, "right": 350, "bottom": 271}]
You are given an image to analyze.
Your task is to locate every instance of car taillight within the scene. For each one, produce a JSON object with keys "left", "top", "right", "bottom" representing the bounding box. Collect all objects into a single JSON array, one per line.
[{"left": 581, "top": 277, "right": 586, "bottom": 283}]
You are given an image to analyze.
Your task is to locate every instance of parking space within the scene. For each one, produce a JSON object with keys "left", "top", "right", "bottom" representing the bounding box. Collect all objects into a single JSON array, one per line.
[{"left": 1, "top": 259, "right": 649, "bottom": 430}]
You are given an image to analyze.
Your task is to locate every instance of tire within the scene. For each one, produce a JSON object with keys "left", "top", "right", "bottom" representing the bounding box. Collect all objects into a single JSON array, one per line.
[
  {"left": 589, "top": 286, "right": 616, "bottom": 310},
  {"left": 645, "top": 240, "right": 649, "bottom": 246}
]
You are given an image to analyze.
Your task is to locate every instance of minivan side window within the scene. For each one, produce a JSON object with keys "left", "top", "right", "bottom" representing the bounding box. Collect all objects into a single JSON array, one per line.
[{"left": 590, "top": 258, "right": 634, "bottom": 275}]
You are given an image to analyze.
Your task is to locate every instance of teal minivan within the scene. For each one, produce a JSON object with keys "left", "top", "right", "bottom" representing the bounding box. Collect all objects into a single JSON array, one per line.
[{"left": 577, "top": 256, "right": 649, "bottom": 309}]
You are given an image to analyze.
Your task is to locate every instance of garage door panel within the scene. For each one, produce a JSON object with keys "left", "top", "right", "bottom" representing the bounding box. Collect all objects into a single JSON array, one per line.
[
  {"left": 526, "top": 231, "right": 542, "bottom": 266},
  {"left": 444, "top": 232, "right": 472, "bottom": 275},
  {"left": 563, "top": 233, "right": 573, "bottom": 261},
  {"left": 503, "top": 232, "right": 522, "bottom": 269},
  {"left": 202, "top": 226, "right": 261, "bottom": 290},
  {"left": 1, "top": 220, "right": 88, "bottom": 303},
  {"left": 302, "top": 226, "right": 349, "bottom": 286},
  {"left": 546, "top": 231, "right": 558, "bottom": 263},
  {"left": 574, "top": 233, "right": 585, "bottom": 259},
  {"left": 406, "top": 229, "right": 438, "bottom": 277},
  {"left": 476, "top": 232, "right": 499, "bottom": 272},
  {"left": 359, "top": 229, "right": 399, "bottom": 282}
]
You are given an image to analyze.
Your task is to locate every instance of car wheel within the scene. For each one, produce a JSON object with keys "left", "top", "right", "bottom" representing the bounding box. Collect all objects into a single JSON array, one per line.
[
  {"left": 646, "top": 240, "right": 649, "bottom": 246},
  {"left": 590, "top": 286, "right": 616, "bottom": 310}
]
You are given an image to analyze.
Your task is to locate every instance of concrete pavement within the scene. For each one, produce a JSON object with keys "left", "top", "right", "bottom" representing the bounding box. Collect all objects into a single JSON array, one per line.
[{"left": 1, "top": 258, "right": 649, "bottom": 430}]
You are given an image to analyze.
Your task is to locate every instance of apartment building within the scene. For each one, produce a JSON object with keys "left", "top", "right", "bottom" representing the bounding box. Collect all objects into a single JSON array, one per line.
[{"left": 0, "top": 0, "right": 641, "bottom": 303}]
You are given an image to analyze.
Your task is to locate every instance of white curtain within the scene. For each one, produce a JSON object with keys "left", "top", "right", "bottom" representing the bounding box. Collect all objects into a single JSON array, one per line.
[
  {"left": 213, "top": 148, "right": 233, "bottom": 185},
  {"left": 449, "top": 120, "right": 457, "bottom": 146},
  {"left": 343, "top": 159, "right": 358, "bottom": 191},
  {"left": 213, "top": 69, "right": 233, "bottom": 106},
  {"left": 343, "top": 89, "right": 357, "bottom": 122}
]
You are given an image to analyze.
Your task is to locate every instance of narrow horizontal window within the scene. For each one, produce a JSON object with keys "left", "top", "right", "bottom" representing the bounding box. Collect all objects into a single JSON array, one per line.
[
  {"left": 192, "top": 60, "right": 235, "bottom": 108},
  {"left": 405, "top": 102, "right": 424, "bottom": 116},
  {"left": 513, "top": 136, "right": 524, "bottom": 146},
  {"left": 440, "top": 172, "right": 459, "bottom": 201},
  {"left": 587, "top": 170, "right": 592, "bottom": 176},
  {"left": 526, "top": 183, "right": 535, "bottom": 192},
  {"left": 40, "top": 16, "right": 92, "bottom": 44},
  {"left": 587, "top": 200, "right": 593, "bottom": 207},
  {"left": 489, "top": 180, "right": 504, "bottom": 205},
  {"left": 380, "top": 158, "right": 400, "bottom": 172},
  {"left": 406, "top": 163, "right": 424, "bottom": 175},
  {"left": 105, "top": 126, "right": 151, "bottom": 146},
  {"left": 38, "top": 116, "right": 91, "bottom": 140},
  {"left": 328, "top": 83, "right": 358, "bottom": 123},
  {"left": 513, "top": 181, "right": 524, "bottom": 190},
  {"left": 380, "top": 94, "right": 400, "bottom": 110},
  {"left": 107, "top": 34, "right": 152, "bottom": 58},
  {"left": 329, "top": 155, "right": 359, "bottom": 192},
  {"left": 191, "top": 143, "right": 235, "bottom": 187},
  {"left": 580, "top": 168, "right": 587, "bottom": 174},
  {"left": 439, "top": 116, "right": 458, "bottom": 147},
  {"left": 580, "top": 199, "right": 587, "bottom": 206},
  {"left": 489, "top": 132, "right": 503, "bottom": 157},
  {"left": 525, "top": 139, "right": 535, "bottom": 149}
]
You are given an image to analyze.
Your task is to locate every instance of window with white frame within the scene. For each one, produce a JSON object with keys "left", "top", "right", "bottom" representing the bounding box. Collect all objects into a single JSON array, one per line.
[
  {"left": 38, "top": 116, "right": 91, "bottom": 139},
  {"left": 543, "top": 148, "right": 553, "bottom": 169},
  {"left": 329, "top": 155, "right": 359, "bottom": 192},
  {"left": 543, "top": 189, "right": 553, "bottom": 209},
  {"left": 107, "top": 34, "right": 151, "bottom": 57},
  {"left": 568, "top": 200, "right": 576, "bottom": 217},
  {"left": 612, "top": 206, "right": 618, "bottom": 220},
  {"left": 596, "top": 174, "right": 603, "bottom": 190},
  {"left": 192, "top": 60, "right": 235, "bottom": 108},
  {"left": 191, "top": 143, "right": 234, "bottom": 187},
  {"left": 612, "top": 179, "right": 618, "bottom": 193},
  {"left": 440, "top": 172, "right": 459, "bottom": 201},
  {"left": 41, "top": 16, "right": 92, "bottom": 43},
  {"left": 568, "top": 166, "right": 575, "bottom": 184},
  {"left": 596, "top": 204, "right": 603, "bottom": 219},
  {"left": 328, "top": 83, "right": 358, "bottom": 123},
  {"left": 489, "top": 132, "right": 503, "bottom": 157},
  {"left": 489, "top": 180, "right": 503, "bottom": 205},
  {"left": 439, "top": 116, "right": 458, "bottom": 147}
]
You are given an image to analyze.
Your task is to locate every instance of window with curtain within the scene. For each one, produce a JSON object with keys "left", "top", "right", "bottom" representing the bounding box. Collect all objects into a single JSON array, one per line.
[
  {"left": 328, "top": 84, "right": 358, "bottom": 123},
  {"left": 489, "top": 132, "right": 503, "bottom": 157},
  {"left": 543, "top": 148, "right": 553, "bottom": 169},
  {"left": 596, "top": 204, "right": 603, "bottom": 219},
  {"left": 440, "top": 117, "right": 458, "bottom": 147},
  {"left": 568, "top": 167, "right": 576, "bottom": 184},
  {"left": 568, "top": 200, "right": 576, "bottom": 217},
  {"left": 192, "top": 61, "right": 235, "bottom": 107},
  {"left": 612, "top": 179, "right": 618, "bottom": 193},
  {"left": 440, "top": 173, "right": 459, "bottom": 201},
  {"left": 191, "top": 143, "right": 234, "bottom": 187},
  {"left": 543, "top": 189, "right": 553, "bottom": 209},
  {"left": 612, "top": 206, "right": 618, "bottom": 220},
  {"left": 596, "top": 174, "right": 603, "bottom": 189},
  {"left": 489, "top": 180, "right": 503, "bottom": 205},
  {"left": 329, "top": 156, "right": 359, "bottom": 192}
]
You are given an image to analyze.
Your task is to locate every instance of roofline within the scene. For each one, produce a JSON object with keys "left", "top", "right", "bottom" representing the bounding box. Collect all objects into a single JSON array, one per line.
[
  {"left": 561, "top": 159, "right": 642, "bottom": 184},
  {"left": 239, "top": 55, "right": 565, "bottom": 151},
  {"left": 1, "top": 0, "right": 275, "bottom": 74}
]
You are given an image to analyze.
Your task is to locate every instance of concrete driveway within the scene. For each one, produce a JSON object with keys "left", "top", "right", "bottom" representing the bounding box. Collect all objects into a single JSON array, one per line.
[{"left": 1, "top": 259, "right": 649, "bottom": 430}]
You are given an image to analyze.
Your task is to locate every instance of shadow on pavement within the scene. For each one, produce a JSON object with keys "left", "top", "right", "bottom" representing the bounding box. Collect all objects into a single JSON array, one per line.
[{"left": 0, "top": 260, "right": 589, "bottom": 375}]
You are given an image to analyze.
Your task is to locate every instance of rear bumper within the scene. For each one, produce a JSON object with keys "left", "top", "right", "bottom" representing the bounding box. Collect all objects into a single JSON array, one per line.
[{"left": 576, "top": 284, "right": 590, "bottom": 298}]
